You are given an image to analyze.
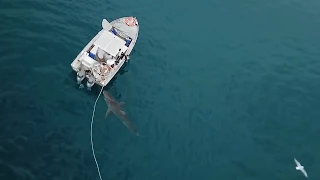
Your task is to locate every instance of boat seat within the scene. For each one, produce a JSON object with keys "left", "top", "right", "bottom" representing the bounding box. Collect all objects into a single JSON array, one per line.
[
  {"left": 111, "top": 28, "right": 117, "bottom": 35},
  {"left": 89, "top": 52, "right": 95, "bottom": 59},
  {"left": 125, "top": 39, "right": 131, "bottom": 47}
]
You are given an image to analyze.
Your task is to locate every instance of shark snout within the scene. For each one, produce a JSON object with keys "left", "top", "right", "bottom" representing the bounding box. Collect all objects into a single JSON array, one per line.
[{"left": 103, "top": 90, "right": 110, "bottom": 98}]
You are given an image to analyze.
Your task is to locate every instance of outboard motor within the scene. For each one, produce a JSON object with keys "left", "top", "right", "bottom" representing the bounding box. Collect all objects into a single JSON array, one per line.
[
  {"left": 86, "top": 75, "right": 95, "bottom": 90},
  {"left": 77, "top": 69, "right": 86, "bottom": 89},
  {"left": 77, "top": 69, "right": 85, "bottom": 84}
]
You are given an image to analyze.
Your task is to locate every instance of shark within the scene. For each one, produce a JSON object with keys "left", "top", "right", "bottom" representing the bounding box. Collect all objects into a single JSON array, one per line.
[{"left": 103, "top": 90, "right": 140, "bottom": 136}]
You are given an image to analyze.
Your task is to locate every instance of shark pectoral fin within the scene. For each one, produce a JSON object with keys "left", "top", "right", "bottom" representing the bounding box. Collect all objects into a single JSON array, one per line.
[
  {"left": 120, "top": 110, "right": 126, "bottom": 115},
  {"left": 105, "top": 109, "right": 111, "bottom": 118}
]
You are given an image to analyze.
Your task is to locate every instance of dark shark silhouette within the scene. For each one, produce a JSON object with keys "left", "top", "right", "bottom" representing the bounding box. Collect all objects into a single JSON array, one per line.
[{"left": 103, "top": 90, "right": 140, "bottom": 136}]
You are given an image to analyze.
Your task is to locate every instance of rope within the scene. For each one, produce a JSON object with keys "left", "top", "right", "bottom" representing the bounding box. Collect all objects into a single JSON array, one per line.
[{"left": 91, "top": 85, "right": 105, "bottom": 180}]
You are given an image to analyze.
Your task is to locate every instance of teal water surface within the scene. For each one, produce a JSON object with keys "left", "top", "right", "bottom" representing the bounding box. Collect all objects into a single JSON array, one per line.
[{"left": 1, "top": 0, "right": 320, "bottom": 179}]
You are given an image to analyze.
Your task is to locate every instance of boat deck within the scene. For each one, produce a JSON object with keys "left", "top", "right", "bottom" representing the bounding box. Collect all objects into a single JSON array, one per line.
[{"left": 71, "top": 17, "right": 139, "bottom": 88}]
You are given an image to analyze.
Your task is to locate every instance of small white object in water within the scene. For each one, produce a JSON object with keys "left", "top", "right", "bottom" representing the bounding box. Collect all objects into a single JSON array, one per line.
[{"left": 294, "top": 158, "right": 308, "bottom": 178}]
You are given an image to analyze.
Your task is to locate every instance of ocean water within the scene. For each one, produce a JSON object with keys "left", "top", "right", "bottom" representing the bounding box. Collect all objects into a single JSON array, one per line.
[{"left": 1, "top": 0, "right": 320, "bottom": 179}]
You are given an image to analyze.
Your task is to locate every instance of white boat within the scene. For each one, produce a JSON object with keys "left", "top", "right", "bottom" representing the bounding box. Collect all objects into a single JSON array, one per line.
[{"left": 71, "top": 17, "right": 139, "bottom": 89}]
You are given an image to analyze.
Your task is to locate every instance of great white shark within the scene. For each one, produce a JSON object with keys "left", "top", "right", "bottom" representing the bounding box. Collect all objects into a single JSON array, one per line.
[{"left": 103, "top": 90, "right": 140, "bottom": 136}]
